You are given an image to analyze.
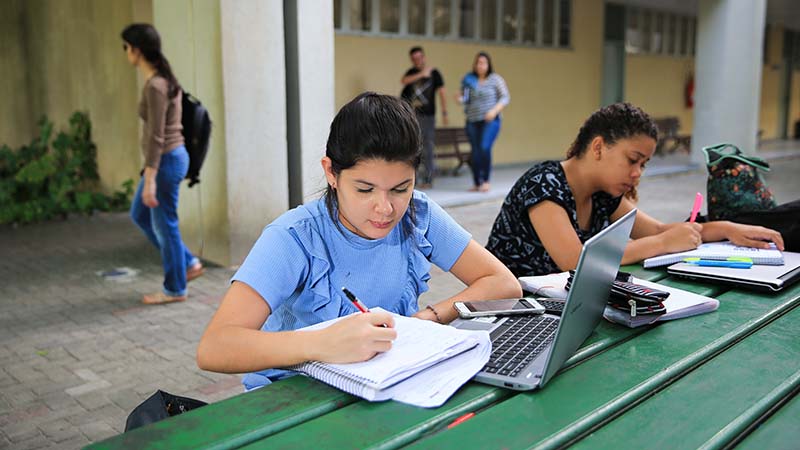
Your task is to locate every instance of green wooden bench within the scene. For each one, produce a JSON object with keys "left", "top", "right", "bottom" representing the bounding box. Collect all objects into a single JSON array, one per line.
[{"left": 87, "top": 265, "right": 800, "bottom": 449}]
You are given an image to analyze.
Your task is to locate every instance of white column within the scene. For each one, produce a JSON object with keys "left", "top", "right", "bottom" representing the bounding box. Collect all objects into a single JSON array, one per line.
[
  {"left": 692, "top": 0, "right": 766, "bottom": 164},
  {"left": 286, "top": 1, "right": 335, "bottom": 205},
  {"left": 221, "top": 0, "right": 287, "bottom": 263}
]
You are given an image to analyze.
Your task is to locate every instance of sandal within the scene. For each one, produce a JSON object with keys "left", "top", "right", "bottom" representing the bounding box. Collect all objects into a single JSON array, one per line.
[
  {"left": 142, "top": 292, "right": 187, "bottom": 305},
  {"left": 186, "top": 262, "right": 205, "bottom": 281}
]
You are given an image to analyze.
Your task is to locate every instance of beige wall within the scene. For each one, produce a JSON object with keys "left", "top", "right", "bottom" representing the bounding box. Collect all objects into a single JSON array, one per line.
[
  {"left": 3, "top": 0, "right": 231, "bottom": 265},
  {"left": 759, "top": 24, "right": 784, "bottom": 140},
  {"left": 334, "top": 1, "right": 605, "bottom": 164},
  {"left": 21, "top": 0, "right": 142, "bottom": 193},
  {"left": 153, "top": 0, "right": 230, "bottom": 265},
  {"left": 625, "top": 24, "right": 790, "bottom": 144},
  {"left": 625, "top": 55, "right": 694, "bottom": 135},
  {"left": 0, "top": 0, "right": 33, "bottom": 149}
]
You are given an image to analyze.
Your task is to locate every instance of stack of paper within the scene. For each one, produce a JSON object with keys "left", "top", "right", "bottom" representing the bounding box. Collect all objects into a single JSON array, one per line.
[
  {"left": 289, "top": 308, "right": 490, "bottom": 408},
  {"left": 518, "top": 273, "right": 719, "bottom": 328}
]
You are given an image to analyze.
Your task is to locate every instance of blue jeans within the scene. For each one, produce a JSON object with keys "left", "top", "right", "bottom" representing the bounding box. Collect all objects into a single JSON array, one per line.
[
  {"left": 130, "top": 146, "right": 196, "bottom": 296},
  {"left": 466, "top": 118, "right": 501, "bottom": 187}
]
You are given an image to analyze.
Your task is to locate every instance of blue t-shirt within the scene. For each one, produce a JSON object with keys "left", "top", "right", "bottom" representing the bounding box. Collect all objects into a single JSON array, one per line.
[{"left": 232, "top": 190, "right": 472, "bottom": 390}]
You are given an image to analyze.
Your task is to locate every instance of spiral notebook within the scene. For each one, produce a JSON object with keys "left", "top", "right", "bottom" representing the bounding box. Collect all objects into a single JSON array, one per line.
[
  {"left": 643, "top": 241, "right": 784, "bottom": 269},
  {"left": 288, "top": 308, "right": 490, "bottom": 407}
]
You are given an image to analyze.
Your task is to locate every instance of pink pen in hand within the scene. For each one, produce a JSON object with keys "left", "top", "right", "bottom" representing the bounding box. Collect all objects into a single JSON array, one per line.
[{"left": 689, "top": 192, "right": 703, "bottom": 223}]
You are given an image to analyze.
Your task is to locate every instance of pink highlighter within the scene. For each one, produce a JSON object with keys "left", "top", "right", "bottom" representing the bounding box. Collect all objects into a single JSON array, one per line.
[{"left": 689, "top": 192, "right": 703, "bottom": 223}]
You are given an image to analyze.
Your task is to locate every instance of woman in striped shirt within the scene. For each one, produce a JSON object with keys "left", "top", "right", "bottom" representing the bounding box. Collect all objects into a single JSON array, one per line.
[{"left": 459, "top": 51, "right": 510, "bottom": 192}]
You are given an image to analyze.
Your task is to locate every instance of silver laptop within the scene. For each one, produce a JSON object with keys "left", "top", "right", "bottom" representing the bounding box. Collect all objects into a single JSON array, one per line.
[
  {"left": 668, "top": 251, "right": 800, "bottom": 292},
  {"left": 452, "top": 208, "right": 636, "bottom": 390}
]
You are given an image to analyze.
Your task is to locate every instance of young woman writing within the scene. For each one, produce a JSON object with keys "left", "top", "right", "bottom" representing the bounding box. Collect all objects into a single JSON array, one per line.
[{"left": 197, "top": 93, "right": 521, "bottom": 390}]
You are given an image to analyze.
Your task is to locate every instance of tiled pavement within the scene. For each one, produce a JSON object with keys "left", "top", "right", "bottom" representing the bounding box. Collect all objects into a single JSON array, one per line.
[{"left": 1, "top": 153, "right": 798, "bottom": 449}]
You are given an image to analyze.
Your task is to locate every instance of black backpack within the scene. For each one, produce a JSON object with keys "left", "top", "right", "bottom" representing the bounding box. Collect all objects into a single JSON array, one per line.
[{"left": 181, "top": 90, "right": 212, "bottom": 187}]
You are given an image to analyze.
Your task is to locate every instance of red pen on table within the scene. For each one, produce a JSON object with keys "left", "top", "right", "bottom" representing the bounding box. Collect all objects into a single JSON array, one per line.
[
  {"left": 689, "top": 192, "right": 703, "bottom": 223},
  {"left": 342, "top": 287, "right": 388, "bottom": 327},
  {"left": 446, "top": 412, "right": 476, "bottom": 429}
]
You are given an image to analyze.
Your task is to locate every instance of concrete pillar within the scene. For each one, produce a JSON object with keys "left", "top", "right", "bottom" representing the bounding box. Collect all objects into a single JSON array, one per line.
[
  {"left": 221, "top": 0, "right": 288, "bottom": 263},
  {"left": 284, "top": 1, "right": 336, "bottom": 206},
  {"left": 692, "top": 0, "right": 766, "bottom": 164}
]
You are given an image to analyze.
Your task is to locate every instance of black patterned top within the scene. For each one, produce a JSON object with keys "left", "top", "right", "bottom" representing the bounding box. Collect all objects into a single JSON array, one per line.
[{"left": 486, "top": 160, "right": 623, "bottom": 277}]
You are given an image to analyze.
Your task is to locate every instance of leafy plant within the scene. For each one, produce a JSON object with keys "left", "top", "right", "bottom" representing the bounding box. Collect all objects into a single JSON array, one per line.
[{"left": 0, "top": 112, "right": 133, "bottom": 225}]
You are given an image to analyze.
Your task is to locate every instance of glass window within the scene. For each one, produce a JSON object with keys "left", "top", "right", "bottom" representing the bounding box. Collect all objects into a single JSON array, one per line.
[
  {"left": 542, "top": 0, "right": 554, "bottom": 45},
  {"left": 433, "top": 0, "right": 451, "bottom": 36},
  {"left": 666, "top": 14, "right": 676, "bottom": 54},
  {"left": 460, "top": 0, "right": 476, "bottom": 39},
  {"left": 679, "top": 16, "right": 689, "bottom": 55},
  {"left": 380, "top": 0, "right": 400, "bottom": 33},
  {"left": 641, "top": 10, "right": 651, "bottom": 52},
  {"left": 651, "top": 12, "right": 663, "bottom": 53},
  {"left": 350, "top": 0, "right": 372, "bottom": 31},
  {"left": 502, "top": 0, "right": 519, "bottom": 42},
  {"left": 522, "top": 0, "right": 537, "bottom": 44},
  {"left": 408, "top": 0, "right": 427, "bottom": 35},
  {"left": 626, "top": 8, "right": 641, "bottom": 53},
  {"left": 481, "top": 0, "right": 498, "bottom": 41},
  {"left": 334, "top": 0, "right": 571, "bottom": 49},
  {"left": 558, "top": 0, "right": 570, "bottom": 47}
]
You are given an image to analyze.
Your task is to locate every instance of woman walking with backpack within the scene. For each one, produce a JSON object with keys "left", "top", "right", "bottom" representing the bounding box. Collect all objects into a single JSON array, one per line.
[{"left": 122, "top": 23, "right": 203, "bottom": 305}]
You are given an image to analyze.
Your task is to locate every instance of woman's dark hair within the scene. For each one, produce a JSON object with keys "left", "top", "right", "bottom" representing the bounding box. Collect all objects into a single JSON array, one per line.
[
  {"left": 121, "top": 24, "right": 181, "bottom": 99},
  {"left": 567, "top": 102, "right": 658, "bottom": 200},
  {"left": 566, "top": 102, "right": 658, "bottom": 159},
  {"left": 471, "top": 51, "right": 494, "bottom": 77},
  {"left": 324, "top": 92, "right": 422, "bottom": 236}
]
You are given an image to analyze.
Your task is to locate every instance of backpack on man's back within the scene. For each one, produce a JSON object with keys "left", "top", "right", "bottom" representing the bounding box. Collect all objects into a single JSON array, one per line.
[{"left": 181, "top": 91, "right": 212, "bottom": 187}]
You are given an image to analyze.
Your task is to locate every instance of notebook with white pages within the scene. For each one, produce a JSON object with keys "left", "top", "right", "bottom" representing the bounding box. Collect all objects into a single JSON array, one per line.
[
  {"left": 643, "top": 241, "right": 784, "bottom": 269},
  {"left": 287, "top": 308, "right": 490, "bottom": 408},
  {"left": 519, "top": 273, "right": 719, "bottom": 328}
]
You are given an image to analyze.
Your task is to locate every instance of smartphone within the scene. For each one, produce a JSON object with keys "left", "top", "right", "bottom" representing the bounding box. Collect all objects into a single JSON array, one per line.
[{"left": 453, "top": 298, "right": 545, "bottom": 319}]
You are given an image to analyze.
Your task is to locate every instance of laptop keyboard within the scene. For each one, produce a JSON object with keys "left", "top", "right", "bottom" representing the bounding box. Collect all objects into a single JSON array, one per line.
[{"left": 483, "top": 315, "right": 559, "bottom": 377}]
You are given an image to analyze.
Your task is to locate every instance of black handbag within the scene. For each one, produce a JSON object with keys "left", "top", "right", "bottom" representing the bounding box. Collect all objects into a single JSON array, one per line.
[{"left": 124, "top": 390, "right": 207, "bottom": 432}]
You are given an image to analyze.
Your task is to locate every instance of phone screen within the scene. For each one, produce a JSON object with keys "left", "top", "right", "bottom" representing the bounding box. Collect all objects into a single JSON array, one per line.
[{"left": 464, "top": 298, "right": 536, "bottom": 312}]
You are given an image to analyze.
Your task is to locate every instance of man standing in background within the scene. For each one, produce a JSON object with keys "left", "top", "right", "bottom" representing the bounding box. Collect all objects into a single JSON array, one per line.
[{"left": 401, "top": 46, "right": 448, "bottom": 188}]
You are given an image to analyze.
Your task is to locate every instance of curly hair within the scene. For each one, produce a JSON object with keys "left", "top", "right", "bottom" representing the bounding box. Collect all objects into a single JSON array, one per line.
[
  {"left": 567, "top": 103, "right": 658, "bottom": 158},
  {"left": 566, "top": 103, "right": 658, "bottom": 200}
]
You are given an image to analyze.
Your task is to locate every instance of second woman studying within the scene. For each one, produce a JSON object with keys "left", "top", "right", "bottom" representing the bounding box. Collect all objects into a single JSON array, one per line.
[{"left": 197, "top": 93, "right": 521, "bottom": 390}]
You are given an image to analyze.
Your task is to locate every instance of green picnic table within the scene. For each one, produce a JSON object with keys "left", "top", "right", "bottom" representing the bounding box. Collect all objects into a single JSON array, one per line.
[{"left": 87, "top": 265, "right": 800, "bottom": 450}]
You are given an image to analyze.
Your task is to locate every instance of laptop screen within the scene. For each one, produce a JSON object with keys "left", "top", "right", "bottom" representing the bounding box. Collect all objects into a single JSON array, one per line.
[{"left": 539, "top": 208, "right": 636, "bottom": 386}]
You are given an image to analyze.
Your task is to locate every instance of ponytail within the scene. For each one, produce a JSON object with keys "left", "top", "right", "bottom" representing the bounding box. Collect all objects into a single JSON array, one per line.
[
  {"left": 153, "top": 53, "right": 181, "bottom": 99},
  {"left": 121, "top": 23, "right": 181, "bottom": 98}
]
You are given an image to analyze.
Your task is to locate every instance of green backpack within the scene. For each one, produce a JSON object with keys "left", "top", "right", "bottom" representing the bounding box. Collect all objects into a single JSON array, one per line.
[{"left": 702, "top": 143, "right": 777, "bottom": 221}]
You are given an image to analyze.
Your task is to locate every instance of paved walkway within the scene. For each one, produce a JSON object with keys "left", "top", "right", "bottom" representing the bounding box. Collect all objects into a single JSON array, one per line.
[{"left": 1, "top": 152, "right": 798, "bottom": 449}]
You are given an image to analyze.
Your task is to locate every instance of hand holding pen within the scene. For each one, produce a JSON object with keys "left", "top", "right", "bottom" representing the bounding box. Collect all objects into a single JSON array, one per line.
[
  {"left": 308, "top": 289, "right": 395, "bottom": 364},
  {"left": 342, "top": 287, "right": 390, "bottom": 328}
]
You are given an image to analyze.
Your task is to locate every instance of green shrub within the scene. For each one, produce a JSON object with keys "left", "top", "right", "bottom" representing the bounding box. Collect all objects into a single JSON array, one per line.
[{"left": 0, "top": 112, "right": 133, "bottom": 224}]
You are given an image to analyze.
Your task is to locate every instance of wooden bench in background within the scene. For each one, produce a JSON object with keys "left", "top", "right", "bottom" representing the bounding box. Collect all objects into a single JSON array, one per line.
[
  {"left": 434, "top": 127, "right": 471, "bottom": 175},
  {"left": 653, "top": 116, "right": 692, "bottom": 156}
]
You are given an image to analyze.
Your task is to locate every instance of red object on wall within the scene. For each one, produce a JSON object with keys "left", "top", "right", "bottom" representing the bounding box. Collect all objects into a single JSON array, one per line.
[{"left": 685, "top": 74, "right": 695, "bottom": 109}]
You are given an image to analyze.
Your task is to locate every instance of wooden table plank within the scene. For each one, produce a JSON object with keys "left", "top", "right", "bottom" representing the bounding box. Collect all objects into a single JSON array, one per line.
[
  {"left": 408, "top": 282, "right": 799, "bottom": 449},
  {"left": 87, "top": 375, "right": 356, "bottom": 450},
  {"left": 570, "top": 302, "right": 800, "bottom": 449},
  {"left": 734, "top": 382, "right": 800, "bottom": 450}
]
